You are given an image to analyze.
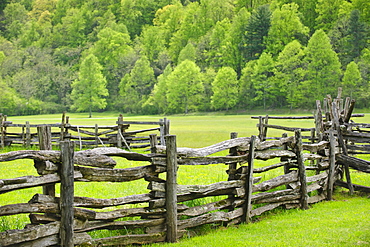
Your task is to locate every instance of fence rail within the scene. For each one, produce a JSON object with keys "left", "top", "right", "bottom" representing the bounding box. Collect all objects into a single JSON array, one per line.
[{"left": 0, "top": 113, "right": 170, "bottom": 150}]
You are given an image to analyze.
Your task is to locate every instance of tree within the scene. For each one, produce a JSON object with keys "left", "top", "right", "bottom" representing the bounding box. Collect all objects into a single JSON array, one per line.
[
  {"left": 166, "top": 60, "right": 204, "bottom": 114},
  {"left": 71, "top": 54, "right": 108, "bottom": 118},
  {"left": 345, "top": 9, "right": 368, "bottom": 63},
  {"left": 265, "top": 3, "right": 309, "bottom": 57},
  {"left": 3, "top": 2, "right": 28, "bottom": 39},
  {"left": 302, "top": 29, "right": 342, "bottom": 106},
  {"left": 144, "top": 64, "right": 173, "bottom": 114},
  {"left": 341, "top": 61, "right": 362, "bottom": 99},
  {"left": 251, "top": 52, "right": 276, "bottom": 109},
  {"left": 274, "top": 40, "right": 306, "bottom": 108},
  {"left": 239, "top": 60, "right": 258, "bottom": 108},
  {"left": 211, "top": 67, "right": 239, "bottom": 111},
  {"left": 241, "top": 4, "right": 271, "bottom": 62},
  {"left": 119, "top": 55, "right": 155, "bottom": 113},
  {"left": 178, "top": 42, "right": 196, "bottom": 65},
  {"left": 315, "top": 0, "right": 344, "bottom": 32}
]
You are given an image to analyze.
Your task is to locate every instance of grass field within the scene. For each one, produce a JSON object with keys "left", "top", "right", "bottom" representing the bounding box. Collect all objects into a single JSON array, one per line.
[{"left": 1, "top": 111, "right": 370, "bottom": 246}]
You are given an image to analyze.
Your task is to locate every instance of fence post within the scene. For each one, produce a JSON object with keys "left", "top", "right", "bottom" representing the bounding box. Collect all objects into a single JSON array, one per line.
[
  {"left": 258, "top": 116, "right": 264, "bottom": 141},
  {"left": 165, "top": 135, "right": 177, "bottom": 243},
  {"left": 281, "top": 133, "right": 292, "bottom": 190},
  {"left": 117, "top": 115, "right": 123, "bottom": 148},
  {"left": 332, "top": 101, "right": 354, "bottom": 195},
  {"left": 95, "top": 124, "right": 99, "bottom": 147},
  {"left": 295, "top": 129, "right": 309, "bottom": 210},
  {"left": 149, "top": 134, "right": 158, "bottom": 154},
  {"left": 60, "top": 141, "right": 75, "bottom": 247},
  {"left": 25, "top": 121, "right": 31, "bottom": 148},
  {"left": 60, "top": 112, "right": 66, "bottom": 142},
  {"left": 160, "top": 119, "right": 165, "bottom": 145},
  {"left": 327, "top": 129, "right": 336, "bottom": 201},
  {"left": 263, "top": 115, "right": 269, "bottom": 141},
  {"left": 37, "top": 126, "right": 55, "bottom": 197},
  {"left": 242, "top": 135, "right": 256, "bottom": 223}
]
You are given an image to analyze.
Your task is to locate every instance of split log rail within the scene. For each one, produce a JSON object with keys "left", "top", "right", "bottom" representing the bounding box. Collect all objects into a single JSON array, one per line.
[{"left": 0, "top": 113, "right": 170, "bottom": 150}]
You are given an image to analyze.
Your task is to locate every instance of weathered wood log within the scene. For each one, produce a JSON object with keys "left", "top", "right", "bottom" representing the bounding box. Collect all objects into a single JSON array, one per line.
[
  {"left": 155, "top": 137, "right": 251, "bottom": 157},
  {"left": 0, "top": 149, "right": 117, "bottom": 168},
  {"left": 152, "top": 155, "right": 249, "bottom": 166},
  {"left": 0, "top": 202, "right": 59, "bottom": 216},
  {"left": 28, "top": 193, "right": 152, "bottom": 209},
  {"left": 327, "top": 129, "right": 336, "bottom": 200},
  {"left": 253, "top": 161, "right": 291, "bottom": 173},
  {"left": 94, "top": 208, "right": 165, "bottom": 221},
  {"left": 302, "top": 141, "right": 329, "bottom": 152},
  {"left": 77, "top": 147, "right": 154, "bottom": 161},
  {"left": 178, "top": 208, "right": 243, "bottom": 230},
  {"left": 60, "top": 141, "right": 75, "bottom": 247},
  {"left": 255, "top": 150, "right": 296, "bottom": 160},
  {"left": 93, "top": 232, "right": 166, "bottom": 246},
  {"left": 337, "top": 154, "right": 370, "bottom": 173},
  {"left": 165, "top": 135, "right": 178, "bottom": 243},
  {"left": 251, "top": 114, "right": 364, "bottom": 120},
  {"left": 77, "top": 165, "right": 159, "bottom": 182},
  {"left": 242, "top": 135, "right": 256, "bottom": 223},
  {"left": 76, "top": 218, "right": 165, "bottom": 233},
  {"left": 252, "top": 188, "right": 298, "bottom": 203},
  {"left": 308, "top": 194, "right": 327, "bottom": 204},
  {"left": 257, "top": 123, "right": 314, "bottom": 132},
  {"left": 335, "top": 180, "right": 370, "bottom": 193},
  {"left": 0, "top": 221, "right": 60, "bottom": 246},
  {"left": 0, "top": 171, "right": 83, "bottom": 194},
  {"left": 251, "top": 201, "right": 298, "bottom": 217},
  {"left": 178, "top": 198, "right": 242, "bottom": 217},
  {"left": 253, "top": 171, "right": 298, "bottom": 192},
  {"left": 73, "top": 194, "right": 152, "bottom": 208},
  {"left": 255, "top": 136, "right": 294, "bottom": 151},
  {"left": 149, "top": 180, "right": 243, "bottom": 195}
]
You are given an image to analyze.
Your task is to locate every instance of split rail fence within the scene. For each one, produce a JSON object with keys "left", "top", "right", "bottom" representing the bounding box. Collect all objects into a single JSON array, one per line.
[
  {"left": 254, "top": 90, "right": 370, "bottom": 194},
  {"left": 0, "top": 126, "right": 348, "bottom": 246},
  {"left": 0, "top": 113, "right": 170, "bottom": 150}
]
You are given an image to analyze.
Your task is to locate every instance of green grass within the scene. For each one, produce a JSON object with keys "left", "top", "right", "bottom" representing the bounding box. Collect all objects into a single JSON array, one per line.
[
  {"left": 1, "top": 111, "right": 370, "bottom": 245},
  {"left": 148, "top": 194, "right": 370, "bottom": 247}
]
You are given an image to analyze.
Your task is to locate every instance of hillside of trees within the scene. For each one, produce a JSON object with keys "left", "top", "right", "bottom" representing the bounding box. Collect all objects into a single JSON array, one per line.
[{"left": 0, "top": 0, "right": 369, "bottom": 116}]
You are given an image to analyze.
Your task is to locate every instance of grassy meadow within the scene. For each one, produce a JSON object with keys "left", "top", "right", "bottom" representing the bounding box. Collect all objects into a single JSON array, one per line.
[{"left": 0, "top": 111, "right": 369, "bottom": 245}]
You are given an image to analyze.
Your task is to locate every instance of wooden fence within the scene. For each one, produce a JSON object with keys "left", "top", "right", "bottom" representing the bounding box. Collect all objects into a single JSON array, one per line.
[
  {"left": 0, "top": 125, "right": 349, "bottom": 246},
  {"left": 0, "top": 113, "right": 170, "bottom": 150},
  {"left": 254, "top": 90, "right": 370, "bottom": 194}
]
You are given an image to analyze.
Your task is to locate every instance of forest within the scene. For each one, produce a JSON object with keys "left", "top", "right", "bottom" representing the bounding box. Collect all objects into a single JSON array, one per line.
[{"left": 0, "top": 0, "right": 369, "bottom": 116}]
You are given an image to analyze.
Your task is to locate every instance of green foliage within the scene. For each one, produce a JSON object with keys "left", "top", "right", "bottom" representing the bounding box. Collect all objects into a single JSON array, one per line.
[
  {"left": 265, "top": 3, "right": 309, "bottom": 57},
  {"left": 241, "top": 4, "right": 271, "bottom": 61},
  {"left": 71, "top": 54, "right": 108, "bottom": 117},
  {"left": 301, "top": 29, "right": 342, "bottom": 107},
  {"left": 211, "top": 67, "right": 238, "bottom": 111},
  {"left": 166, "top": 60, "right": 204, "bottom": 114},
  {"left": 0, "top": 0, "right": 369, "bottom": 116}
]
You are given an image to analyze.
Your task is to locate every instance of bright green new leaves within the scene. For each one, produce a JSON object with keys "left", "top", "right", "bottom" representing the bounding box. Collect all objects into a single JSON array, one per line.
[
  {"left": 251, "top": 52, "right": 276, "bottom": 109},
  {"left": 166, "top": 60, "right": 204, "bottom": 114},
  {"left": 274, "top": 40, "right": 305, "bottom": 108},
  {"left": 315, "top": 0, "right": 345, "bottom": 32},
  {"left": 302, "top": 29, "right": 342, "bottom": 105},
  {"left": 71, "top": 54, "right": 108, "bottom": 118},
  {"left": 120, "top": 55, "right": 155, "bottom": 113},
  {"left": 211, "top": 67, "right": 238, "bottom": 111},
  {"left": 265, "top": 3, "right": 309, "bottom": 57},
  {"left": 342, "top": 61, "right": 362, "bottom": 99}
]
